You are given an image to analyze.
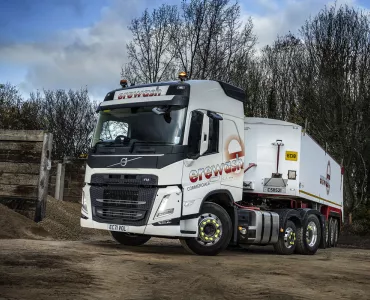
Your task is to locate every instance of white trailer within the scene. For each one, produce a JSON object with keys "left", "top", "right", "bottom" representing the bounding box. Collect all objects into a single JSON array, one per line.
[
  {"left": 243, "top": 118, "right": 343, "bottom": 209},
  {"left": 81, "top": 75, "right": 344, "bottom": 255},
  {"left": 241, "top": 118, "right": 343, "bottom": 249}
]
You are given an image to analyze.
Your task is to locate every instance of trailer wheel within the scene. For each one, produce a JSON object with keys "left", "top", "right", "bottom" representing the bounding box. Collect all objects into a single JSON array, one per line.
[
  {"left": 329, "top": 217, "right": 336, "bottom": 247},
  {"left": 180, "top": 202, "right": 232, "bottom": 256},
  {"left": 332, "top": 218, "right": 339, "bottom": 247},
  {"left": 325, "top": 219, "right": 331, "bottom": 248},
  {"left": 273, "top": 220, "right": 297, "bottom": 255},
  {"left": 296, "top": 214, "right": 321, "bottom": 255},
  {"left": 110, "top": 232, "right": 151, "bottom": 246}
]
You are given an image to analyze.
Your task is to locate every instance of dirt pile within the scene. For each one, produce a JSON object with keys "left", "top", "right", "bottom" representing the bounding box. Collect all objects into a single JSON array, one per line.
[
  {"left": 0, "top": 196, "right": 109, "bottom": 240},
  {"left": 0, "top": 204, "right": 50, "bottom": 239},
  {"left": 38, "top": 196, "right": 109, "bottom": 240}
]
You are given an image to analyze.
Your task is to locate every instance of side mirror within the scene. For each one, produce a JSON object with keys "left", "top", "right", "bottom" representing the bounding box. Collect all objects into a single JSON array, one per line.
[
  {"left": 199, "top": 115, "right": 209, "bottom": 156},
  {"left": 186, "top": 110, "right": 210, "bottom": 159},
  {"left": 152, "top": 107, "right": 166, "bottom": 115},
  {"left": 207, "top": 111, "right": 223, "bottom": 120}
]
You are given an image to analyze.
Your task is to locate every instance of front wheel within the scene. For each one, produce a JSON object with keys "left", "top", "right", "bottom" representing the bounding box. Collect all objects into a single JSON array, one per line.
[
  {"left": 180, "top": 202, "right": 232, "bottom": 256},
  {"left": 110, "top": 231, "right": 151, "bottom": 246}
]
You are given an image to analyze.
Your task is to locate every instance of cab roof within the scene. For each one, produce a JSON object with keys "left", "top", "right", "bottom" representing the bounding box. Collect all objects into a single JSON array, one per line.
[{"left": 103, "top": 80, "right": 245, "bottom": 103}]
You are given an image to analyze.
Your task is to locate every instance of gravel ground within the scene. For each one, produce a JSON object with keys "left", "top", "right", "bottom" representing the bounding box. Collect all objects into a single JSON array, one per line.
[
  {"left": 0, "top": 239, "right": 370, "bottom": 300},
  {"left": 1, "top": 197, "right": 370, "bottom": 299}
]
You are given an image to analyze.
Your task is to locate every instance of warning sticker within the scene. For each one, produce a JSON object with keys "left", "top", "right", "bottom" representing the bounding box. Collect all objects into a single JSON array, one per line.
[{"left": 285, "top": 151, "right": 298, "bottom": 161}]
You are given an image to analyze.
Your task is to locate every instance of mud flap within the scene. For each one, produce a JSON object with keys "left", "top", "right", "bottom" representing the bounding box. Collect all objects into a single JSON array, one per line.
[{"left": 319, "top": 214, "right": 327, "bottom": 249}]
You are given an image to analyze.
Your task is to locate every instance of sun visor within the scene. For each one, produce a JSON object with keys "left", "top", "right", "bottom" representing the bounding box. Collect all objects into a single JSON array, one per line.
[{"left": 113, "top": 85, "right": 170, "bottom": 100}]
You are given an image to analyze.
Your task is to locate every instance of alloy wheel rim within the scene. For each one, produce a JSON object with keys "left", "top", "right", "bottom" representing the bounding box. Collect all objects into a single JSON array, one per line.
[
  {"left": 196, "top": 213, "right": 222, "bottom": 246},
  {"left": 284, "top": 227, "right": 295, "bottom": 248},
  {"left": 306, "top": 221, "right": 318, "bottom": 247}
]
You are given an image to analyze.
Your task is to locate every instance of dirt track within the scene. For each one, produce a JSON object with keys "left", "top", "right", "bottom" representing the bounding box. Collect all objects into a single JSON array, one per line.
[{"left": 1, "top": 238, "right": 370, "bottom": 300}]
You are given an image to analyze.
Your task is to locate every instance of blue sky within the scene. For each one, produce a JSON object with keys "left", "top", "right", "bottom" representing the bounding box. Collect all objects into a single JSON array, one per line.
[{"left": 0, "top": 0, "right": 369, "bottom": 100}]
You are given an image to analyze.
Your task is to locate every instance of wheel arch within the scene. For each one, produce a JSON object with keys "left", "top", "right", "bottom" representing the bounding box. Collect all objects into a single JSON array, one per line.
[
  {"left": 199, "top": 190, "right": 237, "bottom": 244},
  {"left": 201, "top": 189, "right": 234, "bottom": 208}
]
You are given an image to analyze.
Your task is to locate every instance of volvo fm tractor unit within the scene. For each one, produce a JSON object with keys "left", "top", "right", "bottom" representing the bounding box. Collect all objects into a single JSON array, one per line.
[{"left": 80, "top": 74, "right": 343, "bottom": 256}]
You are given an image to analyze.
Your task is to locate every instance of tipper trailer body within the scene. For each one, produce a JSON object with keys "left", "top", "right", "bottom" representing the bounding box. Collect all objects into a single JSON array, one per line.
[{"left": 81, "top": 77, "right": 343, "bottom": 255}]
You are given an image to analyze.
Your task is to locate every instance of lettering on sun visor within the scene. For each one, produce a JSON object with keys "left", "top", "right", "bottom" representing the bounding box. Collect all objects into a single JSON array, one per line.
[{"left": 117, "top": 87, "right": 163, "bottom": 99}]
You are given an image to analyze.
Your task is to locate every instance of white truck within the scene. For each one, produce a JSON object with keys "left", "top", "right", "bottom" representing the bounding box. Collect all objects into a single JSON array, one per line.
[{"left": 80, "top": 74, "right": 343, "bottom": 255}]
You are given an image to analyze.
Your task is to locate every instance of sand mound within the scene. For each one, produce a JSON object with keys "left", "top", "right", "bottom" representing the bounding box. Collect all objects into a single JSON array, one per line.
[
  {"left": 0, "top": 196, "right": 109, "bottom": 240},
  {"left": 0, "top": 204, "right": 50, "bottom": 239},
  {"left": 39, "top": 196, "right": 109, "bottom": 240}
]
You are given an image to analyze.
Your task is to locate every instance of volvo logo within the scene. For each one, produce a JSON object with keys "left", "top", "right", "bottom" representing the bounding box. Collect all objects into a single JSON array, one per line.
[
  {"left": 106, "top": 156, "right": 143, "bottom": 168},
  {"left": 120, "top": 158, "right": 128, "bottom": 167}
]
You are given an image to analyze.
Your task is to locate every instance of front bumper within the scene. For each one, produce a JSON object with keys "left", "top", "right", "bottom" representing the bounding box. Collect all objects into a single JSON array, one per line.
[{"left": 81, "top": 183, "right": 199, "bottom": 238}]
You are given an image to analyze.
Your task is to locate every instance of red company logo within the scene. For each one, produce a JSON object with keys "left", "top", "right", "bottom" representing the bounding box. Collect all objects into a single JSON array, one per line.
[
  {"left": 189, "top": 159, "right": 244, "bottom": 183},
  {"left": 189, "top": 136, "right": 245, "bottom": 183},
  {"left": 320, "top": 160, "right": 331, "bottom": 195},
  {"left": 117, "top": 87, "right": 162, "bottom": 100}
]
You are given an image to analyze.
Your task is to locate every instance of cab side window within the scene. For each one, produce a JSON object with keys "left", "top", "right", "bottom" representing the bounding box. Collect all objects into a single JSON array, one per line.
[{"left": 205, "top": 117, "right": 219, "bottom": 154}]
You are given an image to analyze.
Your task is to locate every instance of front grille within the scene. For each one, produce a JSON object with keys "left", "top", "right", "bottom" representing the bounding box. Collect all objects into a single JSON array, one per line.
[
  {"left": 95, "top": 208, "right": 145, "bottom": 220},
  {"left": 90, "top": 174, "right": 158, "bottom": 226},
  {"left": 104, "top": 188, "right": 139, "bottom": 202},
  {"left": 96, "top": 199, "right": 146, "bottom": 206}
]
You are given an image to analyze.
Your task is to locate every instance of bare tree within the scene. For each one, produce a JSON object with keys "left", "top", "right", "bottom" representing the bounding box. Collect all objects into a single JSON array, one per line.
[
  {"left": 0, "top": 83, "right": 23, "bottom": 129},
  {"left": 122, "top": 0, "right": 256, "bottom": 84},
  {"left": 39, "top": 88, "right": 97, "bottom": 160},
  {"left": 122, "top": 4, "right": 178, "bottom": 84},
  {"left": 0, "top": 83, "right": 43, "bottom": 130},
  {"left": 171, "top": 0, "right": 256, "bottom": 81},
  {"left": 297, "top": 4, "right": 370, "bottom": 216}
]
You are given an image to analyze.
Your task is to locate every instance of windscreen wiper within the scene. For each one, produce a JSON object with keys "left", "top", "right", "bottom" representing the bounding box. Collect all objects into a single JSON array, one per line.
[{"left": 129, "top": 141, "right": 174, "bottom": 153}]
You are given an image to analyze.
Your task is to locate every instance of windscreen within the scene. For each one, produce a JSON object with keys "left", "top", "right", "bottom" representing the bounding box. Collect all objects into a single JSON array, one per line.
[{"left": 92, "top": 106, "right": 187, "bottom": 146}]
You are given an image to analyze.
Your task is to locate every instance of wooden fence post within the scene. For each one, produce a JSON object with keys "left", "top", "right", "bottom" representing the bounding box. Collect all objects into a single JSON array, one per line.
[
  {"left": 54, "top": 163, "right": 65, "bottom": 200},
  {"left": 34, "top": 133, "right": 53, "bottom": 222}
]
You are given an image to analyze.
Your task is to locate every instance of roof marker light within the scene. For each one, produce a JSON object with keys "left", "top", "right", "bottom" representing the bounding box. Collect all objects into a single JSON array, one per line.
[
  {"left": 120, "top": 79, "right": 128, "bottom": 88},
  {"left": 178, "top": 71, "right": 187, "bottom": 81}
]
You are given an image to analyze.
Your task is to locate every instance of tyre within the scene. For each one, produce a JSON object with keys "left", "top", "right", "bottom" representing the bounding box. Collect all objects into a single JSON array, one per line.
[
  {"left": 180, "top": 202, "right": 232, "bottom": 256},
  {"left": 273, "top": 220, "right": 297, "bottom": 255},
  {"left": 110, "top": 231, "right": 151, "bottom": 246},
  {"left": 329, "top": 217, "right": 335, "bottom": 247},
  {"left": 325, "top": 218, "right": 331, "bottom": 248},
  {"left": 295, "top": 214, "right": 322, "bottom": 255},
  {"left": 332, "top": 218, "right": 339, "bottom": 247}
]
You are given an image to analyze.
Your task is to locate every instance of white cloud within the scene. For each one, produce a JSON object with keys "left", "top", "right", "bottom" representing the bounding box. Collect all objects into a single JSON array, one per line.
[
  {"left": 0, "top": 0, "right": 367, "bottom": 100},
  {"left": 0, "top": 0, "right": 154, "bottom": 101},
  {"left": 245, "top": 0, "right": 358, "bottom": 49}
]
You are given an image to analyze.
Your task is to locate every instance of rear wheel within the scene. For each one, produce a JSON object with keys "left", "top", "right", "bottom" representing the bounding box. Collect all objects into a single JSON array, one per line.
[
  {"left": 180, "top": 202, "right": 232, "bottom": 256},
  {"left": 110, "top": 231, "right": 151, "bottom": 246},
  {"left": 273, "top": 220, "right": 297, "bottom": 255},
  {"left": 332, "top": 218, "right": 339, "bottom": 247},
  {"left": 329, "top": 217, "right": 336, "bottom": 247},
  {"left": 296, "top": 214, "right": 321, "bottom": 255},
  {"left": 325, "top": 219, "right": 331, "bottom": 248}
]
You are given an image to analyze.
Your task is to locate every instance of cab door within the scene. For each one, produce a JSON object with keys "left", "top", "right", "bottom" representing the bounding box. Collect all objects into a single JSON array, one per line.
[{"left": 181, "top": 110, "right": 223, "bottom": 217}]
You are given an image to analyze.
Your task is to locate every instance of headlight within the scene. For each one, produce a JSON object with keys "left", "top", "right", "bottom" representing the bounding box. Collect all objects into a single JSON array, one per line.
[
  {"left": 155, "top": 194, "right": 174, "bottom": 219},
  {"left": 81, "top": 191, "right": 88, "bottom": 214}
]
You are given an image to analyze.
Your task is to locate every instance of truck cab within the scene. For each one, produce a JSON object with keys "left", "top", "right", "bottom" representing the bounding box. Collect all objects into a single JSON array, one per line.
[{"left": 81, "top": 77, "right": 246, "bottom": 255}]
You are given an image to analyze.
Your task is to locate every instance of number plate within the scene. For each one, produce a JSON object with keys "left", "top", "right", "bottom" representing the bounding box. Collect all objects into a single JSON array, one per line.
[
  {"left": 263, "top": 187, "right": 286, "bottom": 193},
  {"left": 108, "top": 224, "right": 128, "bottom": 232}
]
